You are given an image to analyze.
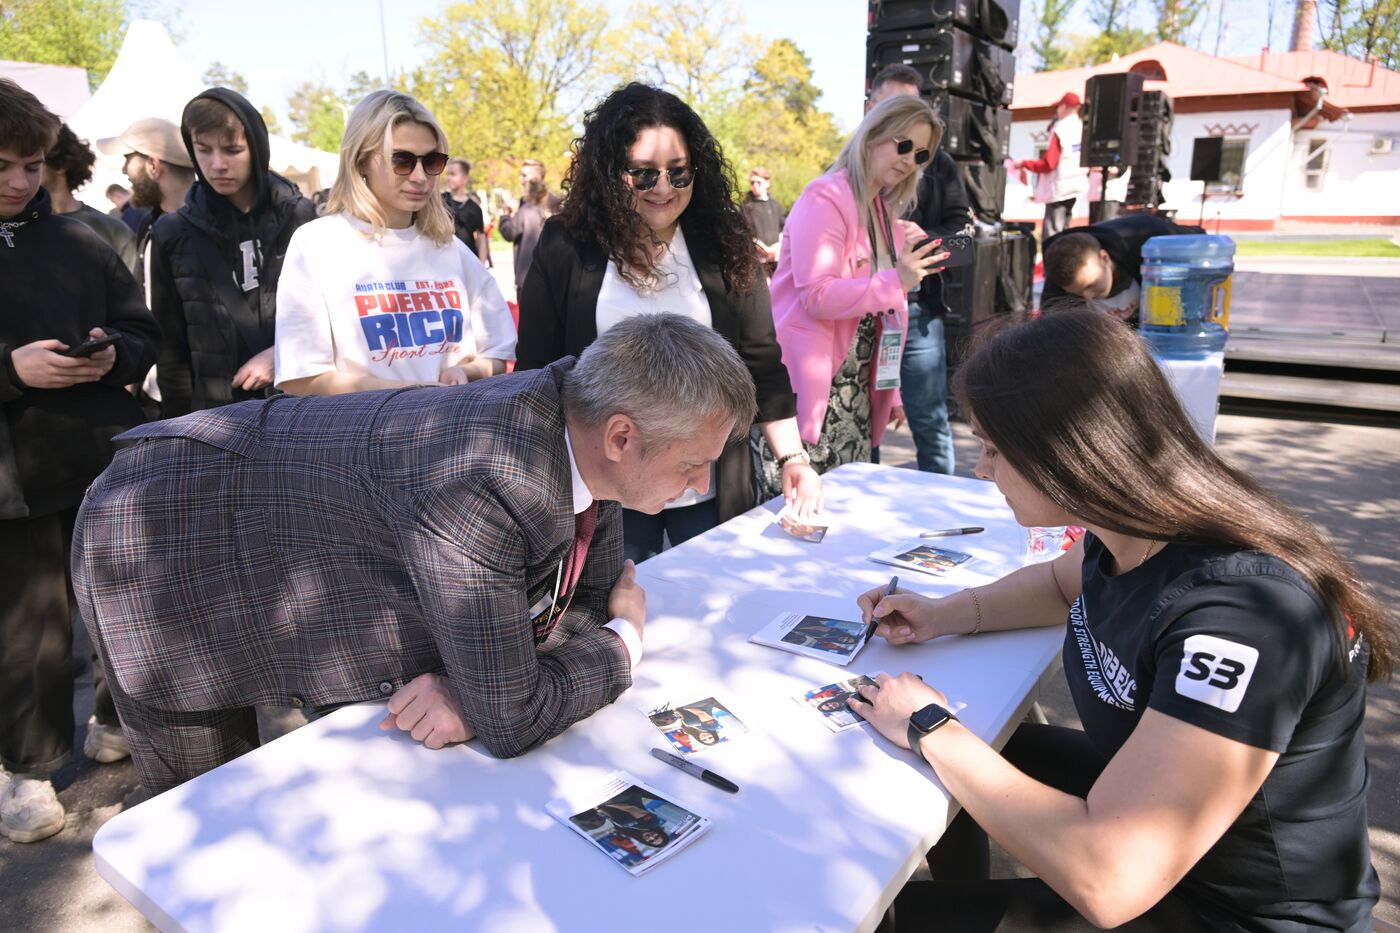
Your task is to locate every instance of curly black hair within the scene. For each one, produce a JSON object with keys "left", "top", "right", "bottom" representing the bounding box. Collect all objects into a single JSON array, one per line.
[
  {"left": 560, "top": 83, "right": 759, "bottom": 293},
  {"left": 43, "top": 123, "right": 97, "bottom": 190}
]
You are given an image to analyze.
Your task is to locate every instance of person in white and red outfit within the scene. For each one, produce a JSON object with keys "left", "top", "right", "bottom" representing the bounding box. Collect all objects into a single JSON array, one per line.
[{"left": 1009, "top": 91, "right": 1090, "bottom": 242}]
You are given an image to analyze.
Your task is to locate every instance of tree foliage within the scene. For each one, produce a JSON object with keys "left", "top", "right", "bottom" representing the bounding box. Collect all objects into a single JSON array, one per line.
[
  {"left": 0, "top": 0, "right": 126, "bottom": 88},
  {"left": 1152, "top": 0, "right": 1208, "bottom": 41},
  {"left": 1032, "top": 0, "right": 1078, "bottom": 70},
  {"left": 202, "top": 61, "right": 248, "bottom": 94},
  {"left": 1318, "top": 0, "right": 1400, "bottom": 70},
  {"left": 286, "top": 80, "right": 346, "bottom": 152}
]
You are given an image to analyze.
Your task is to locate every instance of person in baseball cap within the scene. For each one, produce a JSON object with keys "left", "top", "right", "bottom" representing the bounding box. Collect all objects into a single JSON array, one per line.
[
  {"left": 96, "top": 118, "right": 196, "bottom": 299},
  {"left": 1005, "top": 89, "right": 1089, "bottom": 242}
]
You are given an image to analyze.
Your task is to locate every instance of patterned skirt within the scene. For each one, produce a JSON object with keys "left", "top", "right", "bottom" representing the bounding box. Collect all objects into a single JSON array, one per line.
[{"left": 753, "top": 314, "right": 876, "bottom": 501}]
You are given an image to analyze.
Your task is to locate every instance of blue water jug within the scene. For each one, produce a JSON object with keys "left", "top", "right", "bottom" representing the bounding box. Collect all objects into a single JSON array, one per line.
[{"left": 1140, "top": 235, "right": 1234, "bottom": 359}]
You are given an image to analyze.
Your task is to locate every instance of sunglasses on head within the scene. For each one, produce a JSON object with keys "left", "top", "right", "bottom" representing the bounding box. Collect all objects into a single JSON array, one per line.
[
  {"left": 893, "top": 137, "right": 933, "bottom": 165},
  {"left": 389, "top": 150, "right": 449, "bottom": 176},
  {"left": 624, "top": 166, "right": 695, "bottom": 191}
]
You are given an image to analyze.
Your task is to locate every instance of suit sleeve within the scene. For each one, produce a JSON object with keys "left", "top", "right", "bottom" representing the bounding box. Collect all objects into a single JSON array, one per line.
[
  {"left": 926, "top": 152, "right": 974, "bottom": 237},
  {"left": 405, "top": 482, "right": 631, "bottom": 759},
  {"left": 100, "top": 239, "right": 160, "bottom": 389},
  {"left": 149, "top": 232, "right": 194, "bottom": 416},
  {"left": 514, "top": 222, "right": 570, "bottom": 371}
]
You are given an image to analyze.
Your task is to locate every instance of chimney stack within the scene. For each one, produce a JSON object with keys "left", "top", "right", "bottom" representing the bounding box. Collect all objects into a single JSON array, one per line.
[{"left": 1291, "top": 0, "right": 1316, "bottom": 52}]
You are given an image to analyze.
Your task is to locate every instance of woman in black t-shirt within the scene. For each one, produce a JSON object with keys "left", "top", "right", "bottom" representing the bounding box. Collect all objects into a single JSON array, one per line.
[{"left": 850, "top": 309, "right": 1392, "bottom": 932}]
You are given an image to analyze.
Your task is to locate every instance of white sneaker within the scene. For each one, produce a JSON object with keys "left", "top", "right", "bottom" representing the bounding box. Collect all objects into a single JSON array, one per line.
[
  {"left": 83, "top": 716, "right": 130, "bottom": 763},
  {"left": 0, "top": 775, "right": 66, "bottom": 843}
]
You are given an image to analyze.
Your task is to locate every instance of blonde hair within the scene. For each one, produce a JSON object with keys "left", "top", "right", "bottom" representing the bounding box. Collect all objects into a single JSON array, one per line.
[
  {"left": 829, "top": 95, "right": 943, "bottom": 241},
  {"left": 327, "top": 90, "right": 454, "bottom": 245}
]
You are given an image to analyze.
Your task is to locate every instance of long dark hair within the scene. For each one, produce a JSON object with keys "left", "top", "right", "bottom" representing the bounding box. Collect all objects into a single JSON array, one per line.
[
  {"left": 559, "top": 83, "right": 758, "bottom": 292},
  {"left": 956, "top": 309, "right": 1394, "bottom": 681}
]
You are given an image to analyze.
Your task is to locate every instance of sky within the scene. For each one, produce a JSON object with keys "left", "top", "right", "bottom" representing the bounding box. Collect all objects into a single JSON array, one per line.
[{"left": 151, "top": 0, "right": 1288, "bottom": 138}]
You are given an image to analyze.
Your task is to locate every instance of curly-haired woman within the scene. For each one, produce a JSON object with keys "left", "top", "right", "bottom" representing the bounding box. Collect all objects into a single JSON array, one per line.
[{"left": 515, "top": 83, "right": 819, "bottom": 563}]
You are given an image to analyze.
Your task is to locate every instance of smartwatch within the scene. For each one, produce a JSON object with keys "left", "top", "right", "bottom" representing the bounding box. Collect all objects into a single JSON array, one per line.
[{"left": 907, "top": 702, "right": 957, "bottom": 764}]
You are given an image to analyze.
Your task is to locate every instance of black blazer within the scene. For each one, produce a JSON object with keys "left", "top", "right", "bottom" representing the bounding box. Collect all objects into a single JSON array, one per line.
[{"left": 516, "top": 215, "right": 797, "bottom": 522}]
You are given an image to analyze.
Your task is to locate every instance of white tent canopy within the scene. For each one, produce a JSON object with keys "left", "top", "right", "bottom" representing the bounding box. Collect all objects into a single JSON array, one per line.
[
  {"left": 66, "top": 19, "right": 338, "bottom": 208},
  {"left": 0, "top": 60, "right": 91, "bottom": 119}
]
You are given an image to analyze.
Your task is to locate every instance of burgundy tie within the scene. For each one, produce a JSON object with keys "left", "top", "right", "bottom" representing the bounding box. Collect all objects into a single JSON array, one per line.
[{"left": 534, "top": 501, "right": 598, "bottom": 645}]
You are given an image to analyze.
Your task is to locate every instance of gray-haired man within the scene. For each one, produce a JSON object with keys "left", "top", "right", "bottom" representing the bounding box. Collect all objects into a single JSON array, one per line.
[{"left": 74, "top": 314, "right": 757, "bottom": 794}]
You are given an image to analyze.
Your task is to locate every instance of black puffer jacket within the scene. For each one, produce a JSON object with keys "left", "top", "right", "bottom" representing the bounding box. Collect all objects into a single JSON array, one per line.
[{"left": 150, "top": 87, "right": 317, "bottom": 417}]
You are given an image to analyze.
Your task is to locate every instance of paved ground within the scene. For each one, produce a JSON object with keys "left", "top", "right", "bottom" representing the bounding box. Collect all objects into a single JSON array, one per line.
[{"left": 2, "top": 407, "right": 1396, "bottom": 930}]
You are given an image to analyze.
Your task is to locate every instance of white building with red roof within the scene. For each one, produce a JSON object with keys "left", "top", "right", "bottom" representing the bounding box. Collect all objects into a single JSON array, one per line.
[{"left": 1006, "top": 42, "right": 1400, "bottom": 230}]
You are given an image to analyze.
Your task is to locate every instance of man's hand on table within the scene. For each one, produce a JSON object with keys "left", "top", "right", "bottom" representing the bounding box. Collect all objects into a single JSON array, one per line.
[
  {"left": 379, "top": 672, "right": 474, "bottom": 749},
  {"left": 609, "top": 559, "right": 646, "bottom": 642}
]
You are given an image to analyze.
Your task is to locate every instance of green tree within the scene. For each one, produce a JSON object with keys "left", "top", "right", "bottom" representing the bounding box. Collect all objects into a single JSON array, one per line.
[
  {"left": 260, "top": 105, "right": 283, "bottom": 137},
  {"left": 202, "top": 61, "right": 248, "bottom": 94},
  {"left": 0, "top": 0, "right": 126, "bottom": 88},
  {"left": 1032, "top": 0, "right": 1078, "bottom": 70},
  {"left": 721, "top": 38, "right": 843, "bottom": 207},
  {"left": 1318, "top": 0, "right": 1400, "bottom": 70},
  {"left": 412, "top": 0, "right": 614, "bottom": 188},
  {"left": 286, "top": 81, "right": 345, "bottom": 152},
  {"left": 1062, "top": 27, "right": 1156, "bottom": 65},
  {"left": 609, "top": 1, "right": 759, "bottom": 110},
  {"left": 1152, "top": 0, "right": 1208, "bottom": 41}
]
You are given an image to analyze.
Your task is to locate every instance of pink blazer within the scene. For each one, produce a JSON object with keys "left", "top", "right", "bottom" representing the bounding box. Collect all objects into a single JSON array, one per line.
[{"left": 769, "top": 169, "right": 908, "bottom": 447}]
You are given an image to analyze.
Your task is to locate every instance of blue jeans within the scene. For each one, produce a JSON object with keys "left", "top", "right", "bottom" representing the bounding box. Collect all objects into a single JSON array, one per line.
[
  {"left": 900, "top": 302, "right": 955, "bottom": 474},
  {"left": 622, "top": 500, "right": 720, "bottom": 564}
]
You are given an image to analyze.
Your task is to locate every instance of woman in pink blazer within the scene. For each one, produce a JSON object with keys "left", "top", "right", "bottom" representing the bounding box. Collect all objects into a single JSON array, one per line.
[{"left": 757, "top": 94, "right": 947, "bottom": 494}]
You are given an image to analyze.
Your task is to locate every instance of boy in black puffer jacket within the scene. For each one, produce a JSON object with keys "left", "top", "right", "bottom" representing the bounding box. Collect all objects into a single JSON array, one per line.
[{"left": 149, "top": 88, "right": 318, "bottom": 417}]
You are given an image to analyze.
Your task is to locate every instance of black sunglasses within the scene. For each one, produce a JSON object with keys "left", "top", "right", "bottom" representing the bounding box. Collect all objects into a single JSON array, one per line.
[
  {"left": 893, "top": 137, "right": 933, "bottom": 165},
  {"left": 624, "top": 166, "right": 695, "bottom": 191},
  {"left": 389, "top": 150, "right": 449, "bottom": 176}
]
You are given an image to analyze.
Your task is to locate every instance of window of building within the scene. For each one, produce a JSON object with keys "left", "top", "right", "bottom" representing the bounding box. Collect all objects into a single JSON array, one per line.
[
  {"left": 1303, "top": 138, "right": 1329, "bottom": 191},
  {"left": 1202, "top": 138, "right": 1248, "bottom": 195}
]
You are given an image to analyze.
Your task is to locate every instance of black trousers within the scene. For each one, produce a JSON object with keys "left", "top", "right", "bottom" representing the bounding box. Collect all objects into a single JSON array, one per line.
[
  {"left": 890, "top": 723, "right": 1205, "bottom": 932},
  {"left": 0, "top": 507, "right": 117, "bottom": 774}
]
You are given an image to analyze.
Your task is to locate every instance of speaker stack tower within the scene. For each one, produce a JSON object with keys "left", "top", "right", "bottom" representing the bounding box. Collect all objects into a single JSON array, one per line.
[
  {"left": 1081, "top": 72, "right": 1174, "bottom": 211},
  {"left": 866, "top": 0, "right": 1024, "bottom": 342}
]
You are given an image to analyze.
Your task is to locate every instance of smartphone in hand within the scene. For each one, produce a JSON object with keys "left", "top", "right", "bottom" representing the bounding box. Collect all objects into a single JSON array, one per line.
[
  {"left": 913, "top": 233, "right": 976, "bottom": 269},
  {"left": 60, "top": 333, "right": 122, "bottom": 357}
]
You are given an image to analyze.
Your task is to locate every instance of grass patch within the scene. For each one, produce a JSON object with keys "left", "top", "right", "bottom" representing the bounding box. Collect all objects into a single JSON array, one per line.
[{"left": 1233, "top": 238, "right": 1400, "bottom": 258}]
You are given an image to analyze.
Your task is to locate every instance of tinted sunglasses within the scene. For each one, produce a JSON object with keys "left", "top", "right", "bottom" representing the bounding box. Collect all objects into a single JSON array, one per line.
[
  {"left": 624, "top": 166, "right": 695, "bottom": 191},
  {"left": 390, "top": 150, "right": 449, "bottom": 176},
  {"left": 893, "top": 137, "right": 933, "bottom": 165}
]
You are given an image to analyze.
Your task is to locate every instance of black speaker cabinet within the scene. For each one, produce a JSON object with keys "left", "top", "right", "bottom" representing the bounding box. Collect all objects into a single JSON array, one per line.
[
  {"left": 942, "top": 236, "right": 1001, "bottom": 329},
  {"left": 959, "top": 159, "right": 1007, "bottom": 223},
  {"left": 1082, "top": 72, "right": 1144, "bottom": 169},
  {"left": 867, "top": 27, "right": 975, "bottom": 97},
  {"left": 869, "top": 0, "right": 1020, "bottom": 49},
  {"left": 1190, "top": 136, "right": 1225, "bottom": 182}
]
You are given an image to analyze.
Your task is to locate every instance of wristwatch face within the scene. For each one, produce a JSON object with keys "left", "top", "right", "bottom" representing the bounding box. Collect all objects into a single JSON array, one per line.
[{"left": 910, "top": 702, "right": 953, "bottom": 734}]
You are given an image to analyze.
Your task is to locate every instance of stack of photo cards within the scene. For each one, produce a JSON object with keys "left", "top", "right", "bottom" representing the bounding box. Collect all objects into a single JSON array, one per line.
[
  {"left": 547, "top": 772, "right": 711, "bottom": 876},
  {"left": 794, "top": 674, "right": 881, "bottom": 731},
  {"left": 749, "top": 612, "right": 870, "bottom": 666},
  {"left": 772, "top": 504, "right": 829, "bottom": 544},
  {"left": 642, "top": 696, "right": 750, "bottom": 755},
  {"left": 868, "top": 542, "right": 1007, "bottom": 581}
]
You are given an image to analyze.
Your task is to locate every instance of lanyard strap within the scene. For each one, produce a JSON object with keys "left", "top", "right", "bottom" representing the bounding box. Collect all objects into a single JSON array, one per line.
[{"left": 865, "top": 199, "right": 896, "bottom": 273}]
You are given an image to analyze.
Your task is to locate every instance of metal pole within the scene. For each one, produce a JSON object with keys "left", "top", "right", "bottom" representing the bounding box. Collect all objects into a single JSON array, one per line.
[{"left": 379, "top": 0, "right": 390, "bottom": 81}]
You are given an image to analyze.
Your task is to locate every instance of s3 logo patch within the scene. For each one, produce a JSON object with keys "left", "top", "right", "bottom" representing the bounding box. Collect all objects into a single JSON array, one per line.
[{"left": 1175, "top": 634, "right": 1259, "bottom": 713}]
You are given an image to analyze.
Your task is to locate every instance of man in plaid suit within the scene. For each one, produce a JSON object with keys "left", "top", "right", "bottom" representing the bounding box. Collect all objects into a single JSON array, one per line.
[{"left": 73, "top": 314, "right": 758, "bottom": 793}]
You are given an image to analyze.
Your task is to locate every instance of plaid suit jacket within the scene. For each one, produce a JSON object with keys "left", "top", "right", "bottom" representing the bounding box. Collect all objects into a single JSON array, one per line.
[{"left": 72, "top": 359, "right": 631, "bottom": 759}]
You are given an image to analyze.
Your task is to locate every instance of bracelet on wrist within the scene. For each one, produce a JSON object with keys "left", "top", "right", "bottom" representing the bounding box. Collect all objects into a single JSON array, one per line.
[
  {"left": 775, "top": 450, "right": 810, "bottom": 469},
  {"left": 966, "top": 588, "right": 983, "bottom": 636}
]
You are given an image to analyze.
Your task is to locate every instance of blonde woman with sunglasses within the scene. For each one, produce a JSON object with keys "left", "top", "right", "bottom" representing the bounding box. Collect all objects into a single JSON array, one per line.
[
  {"left": 275, "top": 91, "right": 515, "bottom": 396},
  {"left": 760, "top": 95, "right": 945, "bottom": 490}
]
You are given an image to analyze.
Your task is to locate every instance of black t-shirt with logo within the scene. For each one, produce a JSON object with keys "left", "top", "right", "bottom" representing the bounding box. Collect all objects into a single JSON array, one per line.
[{"left": 1065, "top": 533, "right": 1378, "bottom": 931}]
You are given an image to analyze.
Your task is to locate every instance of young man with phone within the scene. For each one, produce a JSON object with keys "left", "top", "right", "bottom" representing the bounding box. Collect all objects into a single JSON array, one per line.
[
  {"left": 0, "top": 79, "right": 160, "bottom": 843},
  {"left": 148, "top": 88, "right": 317, "bottom": 417},
  {"left": 866, "top": 65, "right": 974, "bottom": 476}
]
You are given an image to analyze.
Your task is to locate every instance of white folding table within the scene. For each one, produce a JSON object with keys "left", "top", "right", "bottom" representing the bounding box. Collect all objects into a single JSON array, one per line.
[{"left": 93, "top": 463, "right": 1065, "bottom": 932}]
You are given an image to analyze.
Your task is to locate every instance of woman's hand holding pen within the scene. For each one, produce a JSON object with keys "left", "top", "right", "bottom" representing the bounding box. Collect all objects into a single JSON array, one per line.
[{"left": 856, "top": 584, "right": 942, "bottom": 645}]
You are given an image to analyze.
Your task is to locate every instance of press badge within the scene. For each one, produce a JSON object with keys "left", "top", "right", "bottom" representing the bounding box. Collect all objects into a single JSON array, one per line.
[{"left": 874, "top": 313, "right": 903, "bottom": 390}]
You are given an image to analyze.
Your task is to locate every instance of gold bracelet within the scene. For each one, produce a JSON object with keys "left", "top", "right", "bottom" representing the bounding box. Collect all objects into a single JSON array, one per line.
[{"left": 967, "top": 588, "right": 983, "bottom": 636}]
